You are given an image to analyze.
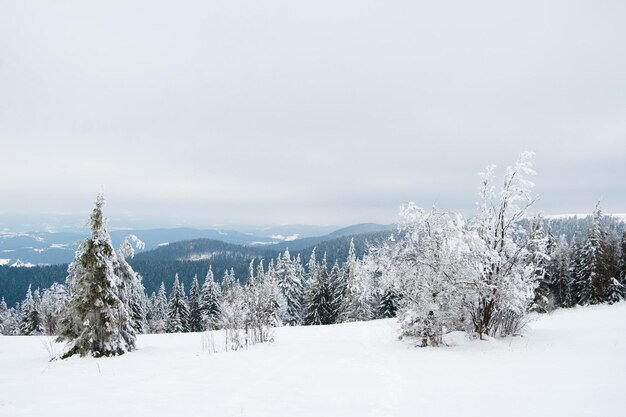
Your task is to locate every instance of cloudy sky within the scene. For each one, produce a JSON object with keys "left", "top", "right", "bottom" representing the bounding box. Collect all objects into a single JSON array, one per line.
[{"left": 1, "top": 0, "right": 625, "bottom": 228}]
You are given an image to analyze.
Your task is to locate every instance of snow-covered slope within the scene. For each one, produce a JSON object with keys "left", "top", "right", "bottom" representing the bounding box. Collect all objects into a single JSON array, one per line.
[{"left": 1, "top": 304, "right": 625, "bottom": 416}]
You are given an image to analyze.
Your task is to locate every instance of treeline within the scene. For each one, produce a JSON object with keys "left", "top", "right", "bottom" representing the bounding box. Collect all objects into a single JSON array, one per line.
[
  {"left": 0, "top": 231, "right": 391, "bottom": 307},
  {"left": 0, "top": 240, "right": 386, "bottom": 339},
  {"left": 2, "top": 205, "right": 625, "bottom": 341},
  {"left": 534, "top": 205, "right": 626, "bottom": 310}
]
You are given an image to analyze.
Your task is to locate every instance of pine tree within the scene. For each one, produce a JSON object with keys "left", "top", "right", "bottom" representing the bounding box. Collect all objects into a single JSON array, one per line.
[
  {"left": 57, "top": 195, "right": 132, "bottom": 358},
  {"left": 166, "top": 274, "right": 189, "bottom": 333},
  {"left": 200, "top": 266, "right": 221, "bottom": 330},
  {"left": 187, "top": 275, "right": 202, "bottom": 332}
]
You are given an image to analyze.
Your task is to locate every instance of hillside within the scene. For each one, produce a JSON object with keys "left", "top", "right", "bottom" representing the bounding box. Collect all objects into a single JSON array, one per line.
[
  {"left": 1, "top": 303, "right": 625, "bottom": 416},
  {"left": 0, "top": 230, "right": 391, "bottom": 306}
]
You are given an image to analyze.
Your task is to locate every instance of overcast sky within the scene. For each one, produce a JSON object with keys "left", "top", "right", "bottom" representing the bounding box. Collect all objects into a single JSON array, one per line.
[{"left": 1, "top": 0, "right": 625, "bottom": 228}]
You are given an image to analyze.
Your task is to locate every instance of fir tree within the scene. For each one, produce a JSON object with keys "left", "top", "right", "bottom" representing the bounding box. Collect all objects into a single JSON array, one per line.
[
  {"left": 57, "top": 195, "right": 132, "bottom": 358},
  {"left": 166, "top": 274, "right": 189, "bottom": 333}
]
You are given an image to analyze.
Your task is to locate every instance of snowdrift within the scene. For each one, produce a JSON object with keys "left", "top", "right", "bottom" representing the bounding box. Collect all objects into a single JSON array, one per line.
[{"left": 1, "top": 303, "right": 625, "bottom": 417}]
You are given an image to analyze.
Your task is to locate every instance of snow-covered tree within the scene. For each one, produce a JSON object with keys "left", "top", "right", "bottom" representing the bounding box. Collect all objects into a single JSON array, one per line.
[
  {"left": 547, "top": 235, "right": 575, "bottom": 308},
  {"left": 57, "top": 195, "right": 132, "bottom": 358},
  {"left": 187, "top": 275, "right": 203, "bottom": 332},
  {"left": 148, "top": 282, "right": 168, "bottom": 333},
  {"left": 221, "top": 268, "right": 237, "bottom": 292},
  {"left": 528, "top": 216, "right": 551, "bottom": 313},
  {"left": 469, "top": 152, "right": 541, "bottom": 338},
  {"left": 0, "top": 298, "right": 9, "bottom": 335},
  {"left": 258, "top": 260, "right": 287, "bottom": 327},
  {"left": 382, "top": 206, "right": 477, "bottom": 345},
  {"left": 339, "top": 256, "right": 375, "bottom": 323},
  {"left": 1, "top": 301, "right": 19, "bottom": 336},
  {"left": 275, "top": 249, "right": 303, "bottom": 325},
  {"left": 115, "top": 236, "right": 146, "bottom": 347},
  {"left": 116, "top": 235, "right": 147, "bottom": 337},
  {"left": 336, "top": 241, "right": 358, "bottom": 320},
  {"left": 218, "top": 273, "right": 246, "bottom": 350},
  {"left": 374, "top": 153, "right": 543, "bottom": 344},
  {"left": 575, "top": 203, "right": 610, "bottom": 305},
  {"left": 166, "top": 274, "right": 189, "bottom": 333},
  {"left": 200, "top": 266, "right": 221, "bottom": 330},
  {"left": 303, "top": 254, "right": 333, "bottom": 325},
  {"left": 40, "top": 283, "right": 67, "bottom": 335},
  {"left": 19, "top": 285, "right": 43, "bottom": 335}
]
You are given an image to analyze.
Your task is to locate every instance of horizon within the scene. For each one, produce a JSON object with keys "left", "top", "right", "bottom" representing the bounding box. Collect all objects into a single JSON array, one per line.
[{"left": 2, "top": 1, "right": 625, "bottom": 227}]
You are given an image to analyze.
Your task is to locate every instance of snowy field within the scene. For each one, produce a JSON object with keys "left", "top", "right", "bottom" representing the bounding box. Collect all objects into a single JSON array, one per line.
[{"left": 1, "top": 304, "right": 625, "bottom": 417}]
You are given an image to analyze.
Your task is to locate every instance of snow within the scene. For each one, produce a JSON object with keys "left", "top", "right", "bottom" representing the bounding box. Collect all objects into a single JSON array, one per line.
[
  {"left": 0, "top": 258, "right": 9, "bottom": 266},
  {"left": 1, "top": 303, "right": 625, "bottom": 416},
  {"left": 545, "top": 213, "right": 626, "bottom": 221},
  {"left": 270, "top": 233, "right": 300, "bottom": 241},
  {"left": 10, "top": 259, "right": 35, "bottom": 268}
]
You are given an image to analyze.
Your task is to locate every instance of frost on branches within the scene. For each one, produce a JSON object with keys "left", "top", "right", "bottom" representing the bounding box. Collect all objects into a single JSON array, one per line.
[
  {"left": 377, "top": 152, "right": 546, "bottom": 345},
  {"left": 57, "top": 195, "right": 139, "bottom": 358}
]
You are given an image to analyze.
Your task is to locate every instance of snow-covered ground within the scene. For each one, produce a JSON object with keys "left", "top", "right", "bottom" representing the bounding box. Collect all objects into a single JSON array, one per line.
[{"left": 1, "top": 304, "right": 625, "bottom": 417}]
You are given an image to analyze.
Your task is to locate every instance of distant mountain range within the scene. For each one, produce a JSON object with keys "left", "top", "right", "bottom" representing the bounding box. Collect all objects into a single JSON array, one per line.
[
  {"left": 0, "top": 223, "right": 395, "bottom": 266},
  {"left": 0, "top": 227, "right": 394, "bottom": 306}
]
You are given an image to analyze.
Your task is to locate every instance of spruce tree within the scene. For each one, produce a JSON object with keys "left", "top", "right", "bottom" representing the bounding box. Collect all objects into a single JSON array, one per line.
[
  {"left": 166, "top": 274, "right": 190, "bottom": 333},
  {"left": 620, "top": 231, "right": 626, "bottom": 284},
  {"left": 326, "top": 258, "right": 342, "bottom": 323},
  {"left": 528, "top": 217, "right": 551, "bottom": 312},
  {"left": 575, "top": 204, "right": 610, "bottom": 305},
  {"left": 187, "top": 275, "right": 203, "bottom": 332},
  {"left": 57, "top": 195, "right": 131, "bottom": 358},
  {"left": 19, "top": 285, "right": 43, "bottom": 335},
  {"left": 149, "top": 282, "right": 168, "bottom": 333},
  {"left": 547, "top": 235, "right": 575, "bottom": 308},
  {"left": 275, "top": 249, "right": 303, "bottom": 326},
  {"left": 379, "top": 288, "right": 399, "bottom": 318},
  {"left": 304, "top": 255, "right": 332, "bottom": 325},
  {"left": 0, "top": 298, "right": 9, "bottom": 335},
  {"left": 200, "top": 266, "right": 221, "bottom": 330},
  {"left": 116, "top": 235, "right": 146, "bottom": 338}
]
